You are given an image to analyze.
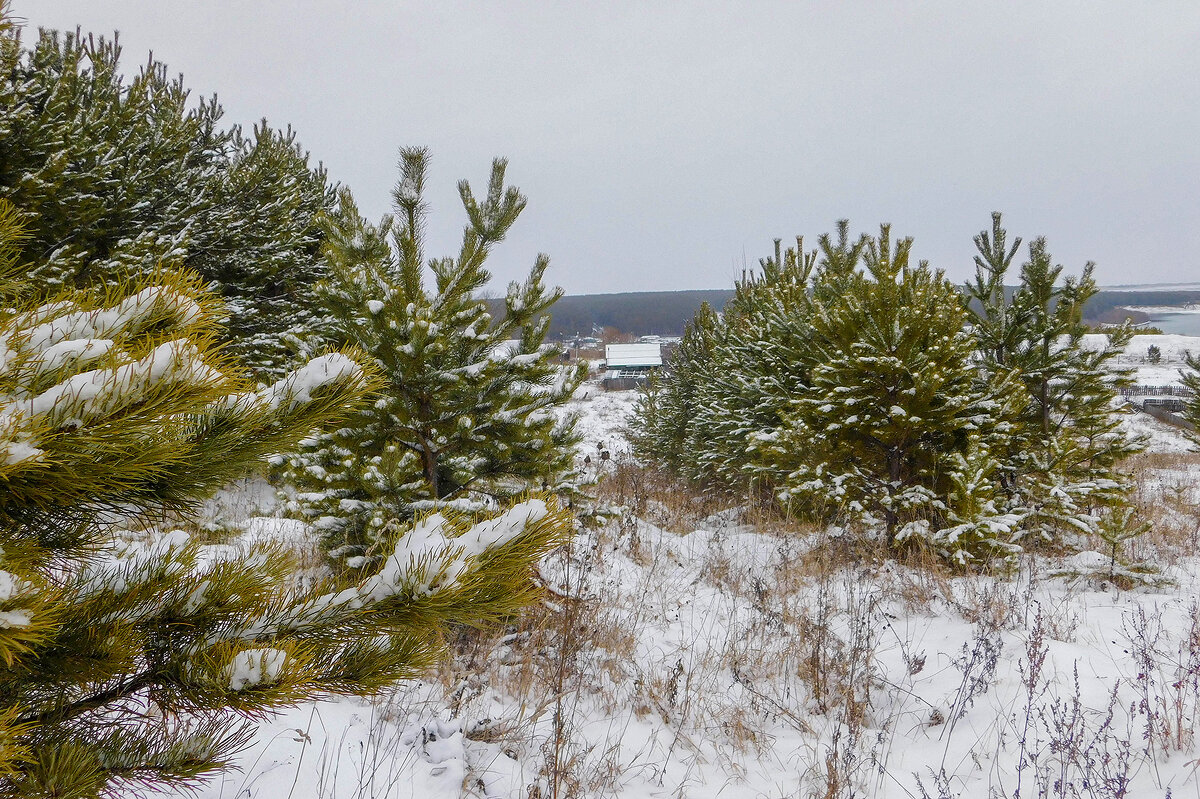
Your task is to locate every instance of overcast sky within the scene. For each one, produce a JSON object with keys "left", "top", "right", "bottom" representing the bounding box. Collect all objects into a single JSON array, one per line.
[{"left": 17, "top": 2, "right": 1200, "bottom": 295}]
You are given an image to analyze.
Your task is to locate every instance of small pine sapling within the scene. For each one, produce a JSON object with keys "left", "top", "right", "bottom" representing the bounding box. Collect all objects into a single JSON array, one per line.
[
  {"left": 1097, "top": 506, "right": 1154, "bottom": 582},
  {"left": 1050, "top": 506, "right": 1161, "bottom": 588},
  {"left": 282, "top": 149, "right": 585, "bottom": 566},
  {"left": 631, "top": 300, "right": 722, "bottom": 474},
  {"left": 965, "top": 213, "right": 1143, "bottom": 545},
  {"left": 763, "top": 224, "right": 1011, "bottom": 556}
]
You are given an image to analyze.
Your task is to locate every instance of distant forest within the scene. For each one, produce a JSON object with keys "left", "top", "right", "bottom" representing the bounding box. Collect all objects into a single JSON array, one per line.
[
  {"left": 488, "top": 290, "right": 735, "bottom": 339},
  {"left": 490, "top": 288, "right": 1200, "bottom": 339}
]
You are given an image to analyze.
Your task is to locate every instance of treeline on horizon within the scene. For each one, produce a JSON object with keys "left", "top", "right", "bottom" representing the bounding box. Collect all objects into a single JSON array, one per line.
[{"left": 497, "top": 287, "right": 1200, "bottom": 340}]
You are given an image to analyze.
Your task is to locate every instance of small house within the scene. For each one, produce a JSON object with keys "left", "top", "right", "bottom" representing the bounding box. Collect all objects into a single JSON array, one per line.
[{"left": 602, "top": 342, "right": 662, "bottom": 390}]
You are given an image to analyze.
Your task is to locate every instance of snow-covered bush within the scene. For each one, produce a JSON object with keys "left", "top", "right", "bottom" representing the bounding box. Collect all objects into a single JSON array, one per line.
[
  {"left": 0, "top": 200, "right": 570, "bottom": 796},
  {"left": 280, "top": 149, "right": 585, "bottom": 567}
]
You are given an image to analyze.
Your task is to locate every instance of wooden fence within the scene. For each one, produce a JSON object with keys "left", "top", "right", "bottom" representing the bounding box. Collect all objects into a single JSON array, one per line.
[{"left": 1119, "top": 385, "right": 1192, "bottom": 398}]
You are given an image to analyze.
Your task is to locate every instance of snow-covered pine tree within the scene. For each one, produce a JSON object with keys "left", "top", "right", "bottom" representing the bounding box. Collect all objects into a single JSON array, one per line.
[
  {"left": 633, "top": 226, "right": 859, "bottom": 493},
  {"left": 632, "top": 223, "right": 902, "bottom": 501},
  {"left": 689, "top": 236, "right": 821, "bottom": 490},
  {"left": 200, "top": 122, "right": 334, "bottom": 372},
  {"left": 762, "top": 225, "right": 1012, "bottom": 556},
  {"left": 728, "top": 224, "right": 873, "bottom": 491},
  {"left": 631, "top": 300, "right": 722, "bottom": 475},
  {"left": 0, "top": 16, "right": 334, "bottom": 375},
  {"left": 965, "top": 214, "right": 1142, "bottom": 543},
  {"left": 0, "top": 199, "right": 570, "bottom": 796},
  {"left": 282, "top": 149, "right": 585, "bottom": 565}
]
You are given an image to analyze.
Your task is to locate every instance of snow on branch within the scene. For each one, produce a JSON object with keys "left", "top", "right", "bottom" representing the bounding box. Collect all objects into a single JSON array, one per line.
[
  {"left": 22, "top": 286, "right": 203, "bottom": 352},
  {"left": 216, "top": 499, "right": 550, "bottom": 646},
  {"left": 220, "top": 353, "right": 365, "bottom": 415},
  {"left": 16, "top": 339, "right": 225, "bottom": 427}
]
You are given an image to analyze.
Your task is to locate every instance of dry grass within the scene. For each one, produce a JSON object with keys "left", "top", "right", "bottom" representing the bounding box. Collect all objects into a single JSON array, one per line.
[
  {"left": 591, "top": 458, "right": 738, "bottom": 534},
  {"left": 1121, "top": 452, "right": 1200, "bottom": 565},
  {"left": 350, "top": 447, "right": 1200, "bottom": 797}
]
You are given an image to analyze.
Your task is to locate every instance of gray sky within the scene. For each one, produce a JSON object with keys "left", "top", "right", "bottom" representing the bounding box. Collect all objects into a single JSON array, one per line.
[{"left": 17, "top": 1, "right": 1200, "bottom": 295}]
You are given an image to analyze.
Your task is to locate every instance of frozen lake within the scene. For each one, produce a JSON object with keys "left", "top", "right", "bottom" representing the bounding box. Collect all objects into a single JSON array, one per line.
[{"left": 1147, "top": 310, "right": 1200, "bottom": 335}]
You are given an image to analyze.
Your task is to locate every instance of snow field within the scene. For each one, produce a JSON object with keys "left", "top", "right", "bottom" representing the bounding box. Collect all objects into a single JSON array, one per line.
[
  {"left": 183, "top": 494, "right": 1200, "bottom": 797},
  {"left": 1082, "top": 333, "right": 1200, "bottom": 388},
  {"left": 171, "top": 379, "right": 1200, "bottom": 798},
  {"left": 1118, "top": 407, "right": 1197, "bottom": 455},
  {"left": 1081, "top": 333, "right": 1200, "bottom": 364},
  {"left": 563, "top": 382, "right": 640, "bottom": 463}
]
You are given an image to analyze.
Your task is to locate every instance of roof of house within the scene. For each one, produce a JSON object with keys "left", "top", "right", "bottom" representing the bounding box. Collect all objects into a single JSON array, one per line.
[{"left": 604, "top": 342, "right": 662, "bottom": 368}]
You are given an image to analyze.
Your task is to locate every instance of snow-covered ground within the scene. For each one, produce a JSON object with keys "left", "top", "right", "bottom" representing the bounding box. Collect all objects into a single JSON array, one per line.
[
  {"left": 563, "top": 383, "right": 639, "bottom": 463},
  {"left": 168, "top": 379, "right": 1200, "bottom": 799},
  {"left": 1083, "top": 333, "right": 1200, "bottom": 388},
  {"left": 1120, "top": 406, "right": 1197, "bottom": 454},
  {"left": 1123, "top": 304, "right": 1200, "bottom": 314},
  {"left": 1081, "top": 334, "right": 1200, "bottom": 362}
]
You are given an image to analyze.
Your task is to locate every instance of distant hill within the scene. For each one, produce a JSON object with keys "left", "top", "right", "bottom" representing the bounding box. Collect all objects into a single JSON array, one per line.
[
  {"left": 1083, "top": 290, "right": 1200, "bottom": 319},
  {"left": 1102, "top": 282, "right": 1200, "bottom": 291},
  {"left": 489, "top": 289, "right": 735, "bottom": 339},
  {"left": 488, "top": 286, "right": 1200, "bottom": 339}
]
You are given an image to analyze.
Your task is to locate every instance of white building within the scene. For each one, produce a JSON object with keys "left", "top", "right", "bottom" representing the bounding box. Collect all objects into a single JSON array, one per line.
[{"left": 602, "top": 342, "right": 662, "bottom": 389}]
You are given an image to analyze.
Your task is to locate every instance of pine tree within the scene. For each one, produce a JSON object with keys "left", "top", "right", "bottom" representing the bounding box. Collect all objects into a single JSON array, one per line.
[
  {"left": 965, "top": 214, "right": 1142, "bottom": 542},
  {"left": 633, "top": 228, "right": 846, "bottom": 493},
  {"left": 761, "top": 225, "right": 1010, "bottom": 556},
  {"left": 631, "top": 300, "right": 721, "bottom": 474},
  {"left": 1180, "top": 354, "right": 1200, "bottom": 444},
  {"left": 732, "top": 224, "right": 872, "bottom": 490},
  {"left": 282, "top": 149, "right": 585, "bottom": 565},
  {"left": 0, "top": 16, "right": 334, "bottom": 375},
  {"left": 201, "top": 122, "right": 336, "bottom": 372},
  {"left": 0, "top": 199, "right": 570, "bottom": 796},
  {"left": 692, "top": 236, "right": 821, "bottom": 490}
]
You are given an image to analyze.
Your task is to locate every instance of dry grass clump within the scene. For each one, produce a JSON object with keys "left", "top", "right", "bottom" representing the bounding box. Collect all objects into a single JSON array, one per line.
[
  {"left": 592, "top": 455, "right": 825, "bottom": 538},
  {"left": 431, "top": 524, "right": 645, "bottom": 799},
  {"left": 591, "top": 457, "right": 742, "bottom": 533},
  {"left": 1120, "top": 452, "right": 1200, "bottom": 565}
]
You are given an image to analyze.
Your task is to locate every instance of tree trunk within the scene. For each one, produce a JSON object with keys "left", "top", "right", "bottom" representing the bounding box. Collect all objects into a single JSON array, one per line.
[
  {"left": 421, "top": 440, "right": 439, "bottom": 499},
  {"left": 885, "top": 447, "right": 903, "bottom": 546}
]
